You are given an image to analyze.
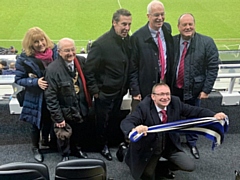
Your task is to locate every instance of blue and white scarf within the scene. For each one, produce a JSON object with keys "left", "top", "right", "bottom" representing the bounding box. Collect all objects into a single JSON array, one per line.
[{"left": 129, "top": 117, "right": 229, "bottom": 149}]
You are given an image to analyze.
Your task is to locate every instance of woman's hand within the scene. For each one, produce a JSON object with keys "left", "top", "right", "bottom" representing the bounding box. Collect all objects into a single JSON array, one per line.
[{"left": 38, "top": 77, "right": 48, "bottom": 90}]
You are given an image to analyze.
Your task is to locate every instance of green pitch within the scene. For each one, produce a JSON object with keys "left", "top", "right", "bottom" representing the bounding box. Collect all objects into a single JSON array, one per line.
[{"left": 0, "top": 0, "right": 240, "bottom": 52}]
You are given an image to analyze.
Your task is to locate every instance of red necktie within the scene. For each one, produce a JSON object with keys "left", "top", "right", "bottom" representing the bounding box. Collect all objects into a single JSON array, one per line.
[
  {"left": 157, "top": 32, "right": 165, "bottom": 81},
  {"left": 161, "top": 110, "right": 167, "bottom": 124},
  {"left": 177, "top": 41, "right": 188, "bottom": 88}
]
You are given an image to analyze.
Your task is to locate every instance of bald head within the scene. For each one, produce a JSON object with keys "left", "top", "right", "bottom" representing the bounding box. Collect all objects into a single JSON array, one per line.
[
  {"left": 57, "top": 38, "right": 76, "bottom": 62},
  {"left": 57, "top": 38, "right": 75, "bottom": 50},
  {"left": 177, "top": 13, "right": 196, "bottom": 40},
  {"left": 178, "top": 13, "right": 195, "bottom": 25},
  {"left": 147, "top": 0, "right": 164, "bottom": 14}
]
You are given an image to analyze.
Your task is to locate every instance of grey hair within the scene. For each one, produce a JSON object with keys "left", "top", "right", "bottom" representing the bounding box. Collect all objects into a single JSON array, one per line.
[
  {"left": 57, "top": 38, "right": 75, "bottom": 50},
  {"left": 112, "top": 8, "right": 131, "bottom": 23},
  {"left": 147, "top": 0, "right": 165, "bottom": 14}
]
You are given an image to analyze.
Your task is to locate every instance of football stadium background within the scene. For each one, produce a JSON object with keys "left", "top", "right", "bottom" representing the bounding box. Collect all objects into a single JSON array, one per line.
[{"left": 0, "top": 0, "right": 240, "bottom": 52}]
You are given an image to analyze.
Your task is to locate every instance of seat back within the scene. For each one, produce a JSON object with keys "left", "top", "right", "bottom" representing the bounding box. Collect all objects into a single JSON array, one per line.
[
  {"left": 55, "top": 158, "right": 106, "bottom": 180},
  {"left": 0, "top": 169, "right": 45, "bottom": 180},
  {"left": 0, "top": 162, "right": 49, "bottom": 180}
]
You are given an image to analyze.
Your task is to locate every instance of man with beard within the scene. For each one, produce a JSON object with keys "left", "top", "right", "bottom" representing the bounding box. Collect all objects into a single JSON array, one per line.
[
  {"left": 121, "top": 83, "right": 226, "bottom": 180},
  {"left": 171, "top": 13, "right": 219, "bottom": 159},
  {"left": 84, "top": 9, "right": 132, "bottom": 161}
]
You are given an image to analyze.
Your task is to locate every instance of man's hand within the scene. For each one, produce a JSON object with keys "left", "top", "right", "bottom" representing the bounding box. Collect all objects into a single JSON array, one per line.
[
  {"left": 56, "top": 120, "right": 66, "bottom": 128},
  {"left": 214, "top": 112, "right": 227, "bottom": 120},
  {"left": 133, "top": 94, "right": 142, "bottom": 101},
  {"left": 198, "top": 91, "right": 209, "bottom": 99},
  {"left": 93, "top": 93, "right": 99, "bottom": 98},
  {"left": 132, "top": 125, "right": 148, "bottom": 136}
]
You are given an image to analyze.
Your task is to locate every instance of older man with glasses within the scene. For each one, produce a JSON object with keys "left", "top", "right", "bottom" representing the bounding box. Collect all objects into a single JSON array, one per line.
[
  {"left": 44, "top": 38, "right": 91, "bottom": 162},
  {"left": 121, "top": 82, "right": 226, "bottom": 180}
]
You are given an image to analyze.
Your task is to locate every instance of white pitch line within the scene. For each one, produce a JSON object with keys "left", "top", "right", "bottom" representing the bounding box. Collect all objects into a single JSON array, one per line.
[{"left": 0, "top": 39, "right": 89, "bottom": 42}]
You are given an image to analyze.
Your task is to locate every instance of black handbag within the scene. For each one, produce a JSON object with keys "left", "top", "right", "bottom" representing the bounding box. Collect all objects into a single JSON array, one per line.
[{"left": 16, "top": 88, "right": 25, "bottom": 107}]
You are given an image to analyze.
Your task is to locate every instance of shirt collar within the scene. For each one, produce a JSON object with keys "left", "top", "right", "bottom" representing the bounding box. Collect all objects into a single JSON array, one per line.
[
  {"left": 180, "top": 37, "right": 191, "bottom": 45},
  {"left": 65, "top": 60, "right": 74, "bottom": 66},
  {"left": 155, "top": 105, "right": 167, "bottom": 113},
  {"left": 148, "top": 25, "right": 163, "bottom": 38}
]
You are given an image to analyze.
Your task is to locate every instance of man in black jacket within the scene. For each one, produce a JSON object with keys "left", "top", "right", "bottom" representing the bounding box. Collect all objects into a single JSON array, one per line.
[
  {"left": 171, "top": 13, "right": 219, "bottom": 159},
  {"left": 45, "top": 38, "right": 90, "bottom": 161},
  {"left": 116, "top": 0, "right": 174, "bottom": 162},
  {"left": 84, "top": 9, "right": 132, "bottom": 161},
  {"left": 121, "top": 83, "right": 226, "bottom": 180}
]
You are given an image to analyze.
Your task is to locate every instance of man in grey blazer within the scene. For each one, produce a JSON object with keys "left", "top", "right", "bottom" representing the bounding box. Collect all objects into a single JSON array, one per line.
[{"left": 121, "top": 83, "right": 226, "bottom": 180}]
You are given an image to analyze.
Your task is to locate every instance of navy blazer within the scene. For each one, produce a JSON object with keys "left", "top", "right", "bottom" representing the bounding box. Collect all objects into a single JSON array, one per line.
[
  {"left": 129, "top": 22, "right": 174, "bottom": 98},
  {"left": 121, "top": 95, "right": 216, "bottom": 179}
]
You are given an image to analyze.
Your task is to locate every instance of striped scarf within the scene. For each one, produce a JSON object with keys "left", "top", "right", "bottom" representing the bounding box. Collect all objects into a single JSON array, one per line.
[{"left": 129, "top": 117, "right": 229, "bottom": 149}]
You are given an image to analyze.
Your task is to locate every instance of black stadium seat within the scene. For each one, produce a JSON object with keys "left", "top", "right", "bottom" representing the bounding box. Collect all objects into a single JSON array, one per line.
[
  {"left": 0, "top": 162, "right": 49, "bottom": 180},
  {"left": 55, "top": 158, "right": 106, "bottom": 180}
]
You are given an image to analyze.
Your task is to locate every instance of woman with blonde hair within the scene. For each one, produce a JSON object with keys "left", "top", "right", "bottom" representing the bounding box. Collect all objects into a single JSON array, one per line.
[{"left": 15, "top": 27, "right": 58, "bottom": 162}]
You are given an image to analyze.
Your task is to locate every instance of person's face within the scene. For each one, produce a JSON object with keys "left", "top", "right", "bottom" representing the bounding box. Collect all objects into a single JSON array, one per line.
[
  {"left": 113, "top": 15, "right": 132, "bottom": 38},
  {"left": 178, "top": 14, "right": 195, "bottom": 40},
  {"left": 32, "top": 37, "right": 47, "bottom": 52},
  {"left": 58, "top": 40, "right": 76, "bottom": 63},
  {"left": 151, "top": 85, "right": 171, "bottom": 109},
  {"left": 147, "top": 4, "right": 165, "bottom": 31},
  {"left": 0, "top": 64, "right": 2, "bottom": 70}
]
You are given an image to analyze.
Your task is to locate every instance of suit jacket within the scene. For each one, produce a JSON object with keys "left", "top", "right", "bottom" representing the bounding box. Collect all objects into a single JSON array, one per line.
[
  {"left": 120, "top": 95, "right": 215, "bottom": 180},
  {"left": 171, "top": 33, "right": 219, "bottom": 100},
  {"left": 129, "top": 22, "right": 174, "bottom": 98}
]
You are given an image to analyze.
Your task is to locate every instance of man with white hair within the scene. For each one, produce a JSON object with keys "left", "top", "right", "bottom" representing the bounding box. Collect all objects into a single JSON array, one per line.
[
  {"left": 45, "top": 38, "right": 91, "bottom": 161},
  {"left": 129, "top": 0, "right": 174, "bottom": 111}
]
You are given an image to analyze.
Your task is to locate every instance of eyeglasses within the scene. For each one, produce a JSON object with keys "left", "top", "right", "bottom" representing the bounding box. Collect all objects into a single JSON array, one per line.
[
  {"left": 152, "top": 92, "right": 170, "bottom": 97},
  {"left": 60, "top": 48, "right": 76, "bottom": 53},
  {"left": 150, "top": 12, "right": 165, "bottom": 18}
]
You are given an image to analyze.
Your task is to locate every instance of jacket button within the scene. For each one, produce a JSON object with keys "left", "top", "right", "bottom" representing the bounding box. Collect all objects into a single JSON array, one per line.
[
  {"left": 150, "top": 148, "right": 153, "bottom": 151},
  {"left": 145, "top": 158, "right": 148, "bottom": 161}
]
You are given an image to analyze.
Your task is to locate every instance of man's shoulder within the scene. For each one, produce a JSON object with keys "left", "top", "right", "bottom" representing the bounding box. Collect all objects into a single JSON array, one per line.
[
  {"left": 140, "top": 95, "right": 153, "bottom": 107},
  {"left": 171, "top": 95, "right": 181, "bottom": 102},
  {"left": 94, "top": 30, "right": 112, "bottom": 43},
  {"left": 162, "top": 22, "right": 172, "bottom": 34},
  {"left": 195, "top": 32, "right": 214, "bottom": 41},
  {"left": 163, "top": 22, "right": 171, "bottom": 28},
  {"left": 132, "top": 23, "right": 149, "bottom": 36},
  {"left": 46, "top": 58, "right": 61, "bottom": 70},
  {"left": 173, "top": 34, "right": 180, "bottom": 40}
]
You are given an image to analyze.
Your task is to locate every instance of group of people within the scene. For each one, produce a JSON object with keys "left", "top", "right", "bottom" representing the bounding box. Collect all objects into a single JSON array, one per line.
[
  {"left": 0, "top": 60, "right": 16, "bottom": 75},
  {"left": 13, "top": 0, "right": 226, "bottom": 179},
  {"left": 0, "top": 46, "right": 18, "bottom": 55}
]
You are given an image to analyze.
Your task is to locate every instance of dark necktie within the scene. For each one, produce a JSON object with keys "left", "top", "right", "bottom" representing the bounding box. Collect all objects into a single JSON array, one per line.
[
  {"left": 157, "top": 32, "right": 165, "bottom": 81},
  {"left": 68, "top": 64, "right": 73, "bottom": 72},
  {"left": 161, "top": 110, "right": 167, "bottom": 124},
  {"left": 177, "top": 41, "right": 188, "bottom": 88}
]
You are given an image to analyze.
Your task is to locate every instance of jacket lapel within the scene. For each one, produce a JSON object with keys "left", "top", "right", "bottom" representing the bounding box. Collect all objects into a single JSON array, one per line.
[
  {"left": 166, "top": 102, "right": 175, "bottom": 123},
  {"left": 150, "top": 101, "right": 161, "bottom": 125}
]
